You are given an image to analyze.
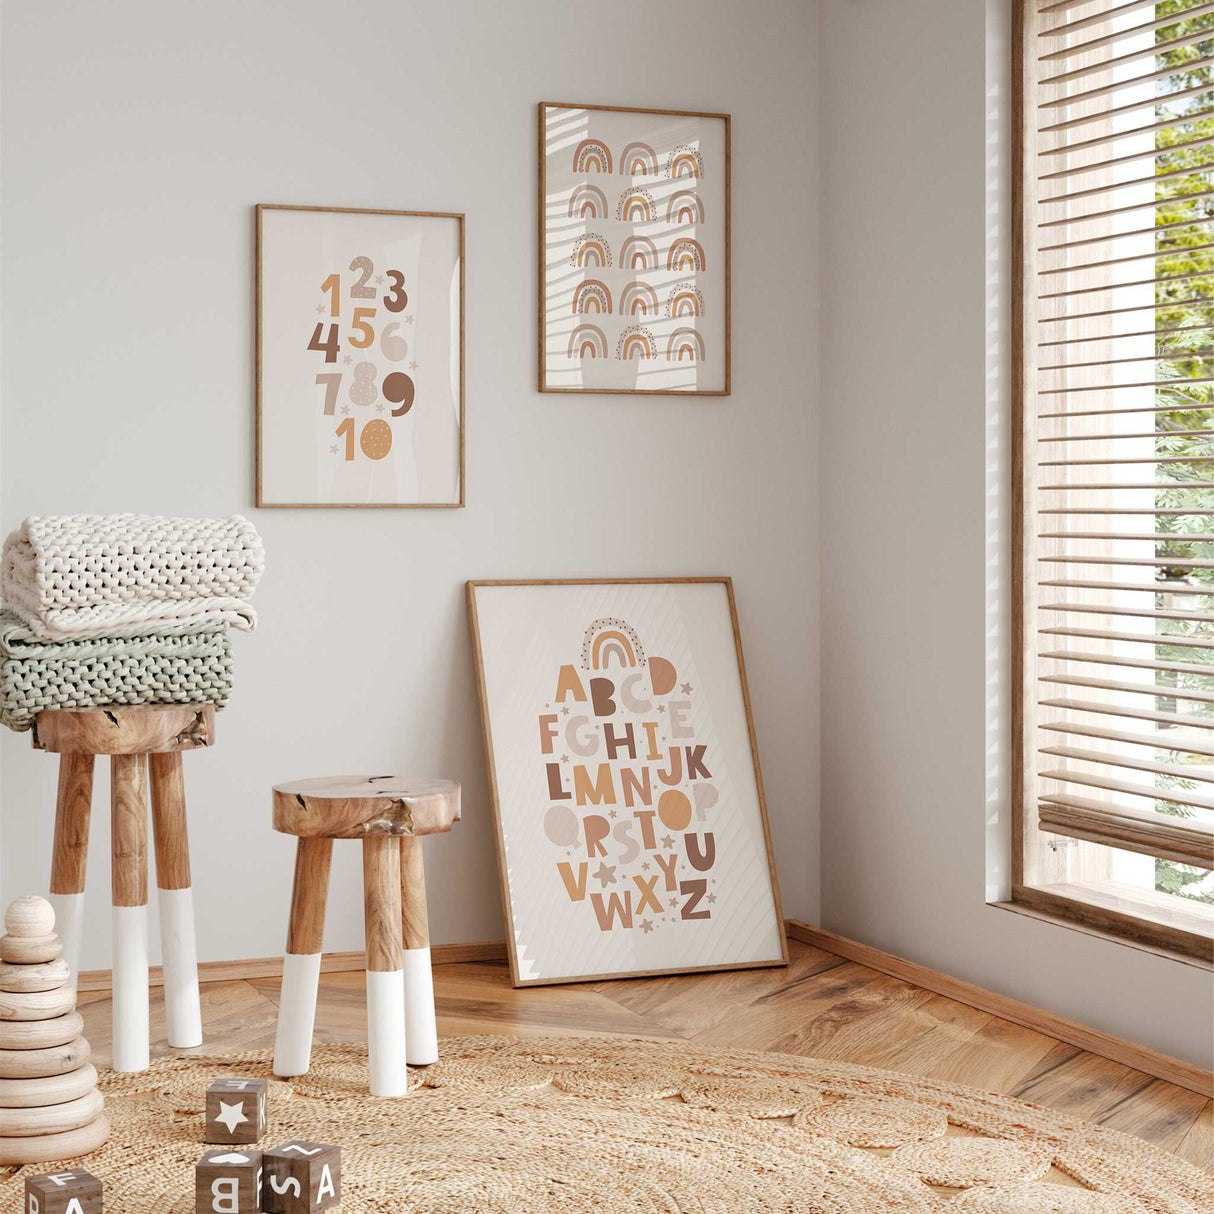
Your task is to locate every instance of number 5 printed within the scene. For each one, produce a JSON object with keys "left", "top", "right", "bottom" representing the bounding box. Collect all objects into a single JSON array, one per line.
[{"left": 349, "top": 307, "right": 376, "bottom": 349}]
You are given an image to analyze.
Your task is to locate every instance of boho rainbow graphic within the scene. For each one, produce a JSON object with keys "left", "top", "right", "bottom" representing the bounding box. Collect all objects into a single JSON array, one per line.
[
  {"left": 570, "top": 233, "right": 613, "bottom": 268},
  {"left": 568, "top": 183, "right": 608, "bottom": 220},
  {"left": 616, "top": 325, "right": 657, "bottom": 361},
  {"left": 666, "top": 285, "right": 705, "bottom": 317},
  {"left": 620, "top": 281, "right": 659, "bottom": 317},
  {"left": 618, "top": 141, "right": 658, "bottom": 176},
  {"left": 666, "top": 146, "right": 704, "bottom": 179},
  {"left": 667, "top": 327, "right": 706, "bottom": 362},
  {"left": 567, "top": 323, "right": 608, "bottom": 360},
  {"left": 616, "top": 187, "right": 656, "bottom": 223},
  {"left": 572, "top": 138, "right": 613, "bottom": 174},
  {"left": 580, "top": 618, "right": 647, "bottom": 670},
  {"left": 666, "top": 190, "right": 705, "bottom": 225},
  {"left": 620, "top": 235, "right": 658, "bottom": 271},
  {"left": 667, "top": 237, "right": 706, "bottom": 273},
  {"left": 572, "top": 279, "right": 613, "bottom": 315}
]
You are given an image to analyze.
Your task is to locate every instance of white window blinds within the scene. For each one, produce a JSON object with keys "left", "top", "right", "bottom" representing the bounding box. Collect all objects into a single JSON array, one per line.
[{"left": 1019, "top": 0, "right": 1214, "bottom": 881}]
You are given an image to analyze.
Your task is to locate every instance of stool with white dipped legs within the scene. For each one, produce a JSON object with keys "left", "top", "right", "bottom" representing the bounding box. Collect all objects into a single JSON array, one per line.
[
  {"left": 34, "top": 705, "right": 213, "bottom": 1072},
  {"left": 270, "top": 776, "right": 460, "bottom": 1095}
]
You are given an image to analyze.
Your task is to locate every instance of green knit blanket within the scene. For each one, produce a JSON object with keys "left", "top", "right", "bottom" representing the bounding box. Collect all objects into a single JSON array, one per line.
[{"left": 0, "top": 611, "right": 232, "bottom": 731}]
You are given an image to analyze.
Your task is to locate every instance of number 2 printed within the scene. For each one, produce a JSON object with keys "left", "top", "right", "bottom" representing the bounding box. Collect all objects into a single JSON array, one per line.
[{"left": 349, "top": 256, "right": 376, "bottom": 298}]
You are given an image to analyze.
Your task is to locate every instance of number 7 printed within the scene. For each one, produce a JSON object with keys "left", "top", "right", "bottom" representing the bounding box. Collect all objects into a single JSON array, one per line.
[{"left": 316, "top": 374, "right": 342, "bottom": 415}]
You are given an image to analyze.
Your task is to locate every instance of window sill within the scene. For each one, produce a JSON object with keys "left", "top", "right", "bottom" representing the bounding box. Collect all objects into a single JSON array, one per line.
[{"left": 995, "top": 883, "right": 1213, "bottom": 970}]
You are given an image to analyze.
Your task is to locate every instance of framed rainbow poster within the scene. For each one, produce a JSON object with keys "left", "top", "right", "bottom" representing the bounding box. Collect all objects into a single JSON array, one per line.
[
  {"left": 467, "top": 578, "right": 786, "bottom": 986},
  {"left": 539, "top": 102, "right": 730, "bottom": 395},
  {"left": 256, "top": 204, "right": 464, "bottom": 508}
]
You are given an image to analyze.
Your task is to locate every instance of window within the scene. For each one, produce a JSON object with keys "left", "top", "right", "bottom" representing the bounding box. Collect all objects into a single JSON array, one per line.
[{"left": 1014, "top": 0, "right": 1214, "bottom": 961}]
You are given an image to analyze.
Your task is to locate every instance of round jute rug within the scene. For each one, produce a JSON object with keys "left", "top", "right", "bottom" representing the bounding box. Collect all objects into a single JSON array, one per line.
[{"left": 0, "top": 1036, "right": 1209, "bottom": 1212}]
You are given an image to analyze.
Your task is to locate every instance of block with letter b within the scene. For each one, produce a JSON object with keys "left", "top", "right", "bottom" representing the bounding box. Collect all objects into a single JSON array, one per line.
[
  {"left": 194, "top": 1148, "right": 262, "bottom": 1214},
  {"left": 205, "top": 1077, "right": 268, "bottom": 1144},
  {"left": 263, "top": 1141, "right": 341, "bottom": 1212},
  {"left": 24, "top": 1170, "right": 102, "bottom": 1214}
]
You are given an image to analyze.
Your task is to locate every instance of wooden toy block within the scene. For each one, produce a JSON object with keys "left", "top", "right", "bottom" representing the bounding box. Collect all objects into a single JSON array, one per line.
[
  {"left": 205, "top": 1078, "right": 267, "bottom": 1144},
  {"left": 262, "top": 1141, "right": 341, "bottom": 1212},
  {"left": 23, "top": 1168, "right": 102, "bottom": 1214},
  {"left": 195, "top": 1148, "right": 262, "bottom": 1214}
]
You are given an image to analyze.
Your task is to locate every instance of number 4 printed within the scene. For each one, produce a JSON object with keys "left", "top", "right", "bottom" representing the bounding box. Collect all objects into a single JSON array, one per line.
[{"left": 308, "top": 323, "right": 339, "bottom": 363}]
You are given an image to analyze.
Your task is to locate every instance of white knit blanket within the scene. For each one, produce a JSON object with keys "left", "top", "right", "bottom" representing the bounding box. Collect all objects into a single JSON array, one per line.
[{"left": 1, "top": 513, "right": 265, "bottom": 640}]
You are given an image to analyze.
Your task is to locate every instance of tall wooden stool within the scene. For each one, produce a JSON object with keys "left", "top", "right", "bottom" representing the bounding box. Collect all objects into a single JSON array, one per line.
[
  {"left": 33, "top": 705, "right": 213, "bottom": 1072},
  {"left": 270, "top": 776, "right": 460, "bottom": 1097}
]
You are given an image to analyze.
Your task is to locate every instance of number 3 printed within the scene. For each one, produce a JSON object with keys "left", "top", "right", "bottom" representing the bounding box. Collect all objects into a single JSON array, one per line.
[{"left": 383, "top": 270, "right": 407, "bottom": 313}]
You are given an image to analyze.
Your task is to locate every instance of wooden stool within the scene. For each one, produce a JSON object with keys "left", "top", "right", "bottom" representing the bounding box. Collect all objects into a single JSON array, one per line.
[
  {"left": 33, "top": 705, "right": 214, "bottom": 1072},
  {"left": 270, "top": 776, "right": 460, "bottom": 1097}
]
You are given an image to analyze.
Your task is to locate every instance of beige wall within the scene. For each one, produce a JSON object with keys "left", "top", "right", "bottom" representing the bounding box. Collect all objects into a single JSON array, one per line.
[
  {"left": 819, "top": 0, "right": 1213, "bottom": 1069},
  {"left": 0, "top": 0, "right": 821, "bottom": 969}
]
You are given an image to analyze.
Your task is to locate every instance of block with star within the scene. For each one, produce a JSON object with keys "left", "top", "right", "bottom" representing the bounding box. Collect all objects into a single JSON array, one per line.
[
  {"left": 262, "top": 1141, "right": 341, "bottom": 1213},
  {"left": 205, "top": 1077, "right": 268, "bottom": 1144},
  {"left": 24, "top": 1170, "right": 103, "bottom": 1214},
  {"left": 195, "top": 1149, "right": 262, "bottom": 1214}
]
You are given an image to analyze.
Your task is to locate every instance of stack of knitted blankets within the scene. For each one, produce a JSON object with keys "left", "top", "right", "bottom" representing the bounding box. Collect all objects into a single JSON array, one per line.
[{"left": 0, "top": 514, "right": 264, "bottom": 730}]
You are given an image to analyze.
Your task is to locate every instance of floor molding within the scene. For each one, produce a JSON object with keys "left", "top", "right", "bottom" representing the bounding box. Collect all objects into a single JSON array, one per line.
[
  {"left": 76, "top": 940, "right": 507, "bottom": 993},
  {"left": 785, "top": 920, "right": 1213, "bottom": 1099},
  {"left": 77, "top": 921, "right": 1211, "bottom": 1098}
]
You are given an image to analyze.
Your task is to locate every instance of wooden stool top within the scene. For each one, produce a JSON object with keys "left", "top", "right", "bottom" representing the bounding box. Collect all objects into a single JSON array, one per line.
[
  {"left": 272, "top": 776, "right": 461, "bottom": 839},
  {"left": 33, "top": 705, "right": 216, "bottom": 754}
]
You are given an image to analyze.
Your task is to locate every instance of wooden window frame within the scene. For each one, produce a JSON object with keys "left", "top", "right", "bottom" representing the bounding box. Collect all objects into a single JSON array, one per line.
[{"left": 1009, "top": 0, "right": 1214, "bottom": 967}]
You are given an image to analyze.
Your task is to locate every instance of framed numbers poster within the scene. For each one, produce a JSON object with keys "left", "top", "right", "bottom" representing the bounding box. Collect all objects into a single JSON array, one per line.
[
  {"left": 256, "top": 204, "right": 464, "bottom": 507},
  {"left": 468, "top": 578, "right": 786, "bottom": 986},
  {"left": 539, "top": 102, "right": 730, "bottom": 395}
]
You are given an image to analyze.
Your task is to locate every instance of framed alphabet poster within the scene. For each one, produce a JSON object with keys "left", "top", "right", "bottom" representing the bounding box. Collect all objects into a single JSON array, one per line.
[
  {"left": 256, "top": 204, "right": 464, "bottom": 507},
  {"left": 467, "top": 578, "right": 786, "bottom": 986},
  {"left": 539, "top": 102, "right": 730, "bottom": 395}
]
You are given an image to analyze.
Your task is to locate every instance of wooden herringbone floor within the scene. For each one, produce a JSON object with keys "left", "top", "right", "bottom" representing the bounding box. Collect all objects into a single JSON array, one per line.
[{"left": 75, "top": 940, "right": 1213, "bottom": 1171}]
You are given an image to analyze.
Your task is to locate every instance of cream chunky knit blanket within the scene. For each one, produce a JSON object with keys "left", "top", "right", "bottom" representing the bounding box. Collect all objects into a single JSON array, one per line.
[{"left": 1, "top": 514, "right": 264, "bottom": 640}]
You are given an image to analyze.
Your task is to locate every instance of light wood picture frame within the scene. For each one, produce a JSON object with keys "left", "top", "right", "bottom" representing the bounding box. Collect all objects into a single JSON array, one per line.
[
  {"left": 467, "top": 577, "right": 786, "bottom": 986},
  {"left": 538, "top": 102, "right": 731, "bottom": 395},
  {"left": 256, "top": 203, "right": 465, "bottom": 508}
]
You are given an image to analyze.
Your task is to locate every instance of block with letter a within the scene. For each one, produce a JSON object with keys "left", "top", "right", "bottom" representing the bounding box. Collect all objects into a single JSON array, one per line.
[
  {"left": 24, "top": 1170, "right": 102, "bottom": 1214},
  {"left": 262, "top": 1141, "right": 341, "bottom": 1212},
  {"left": 194, "top": 1149, "right": 262, "bottom": 1214}
]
